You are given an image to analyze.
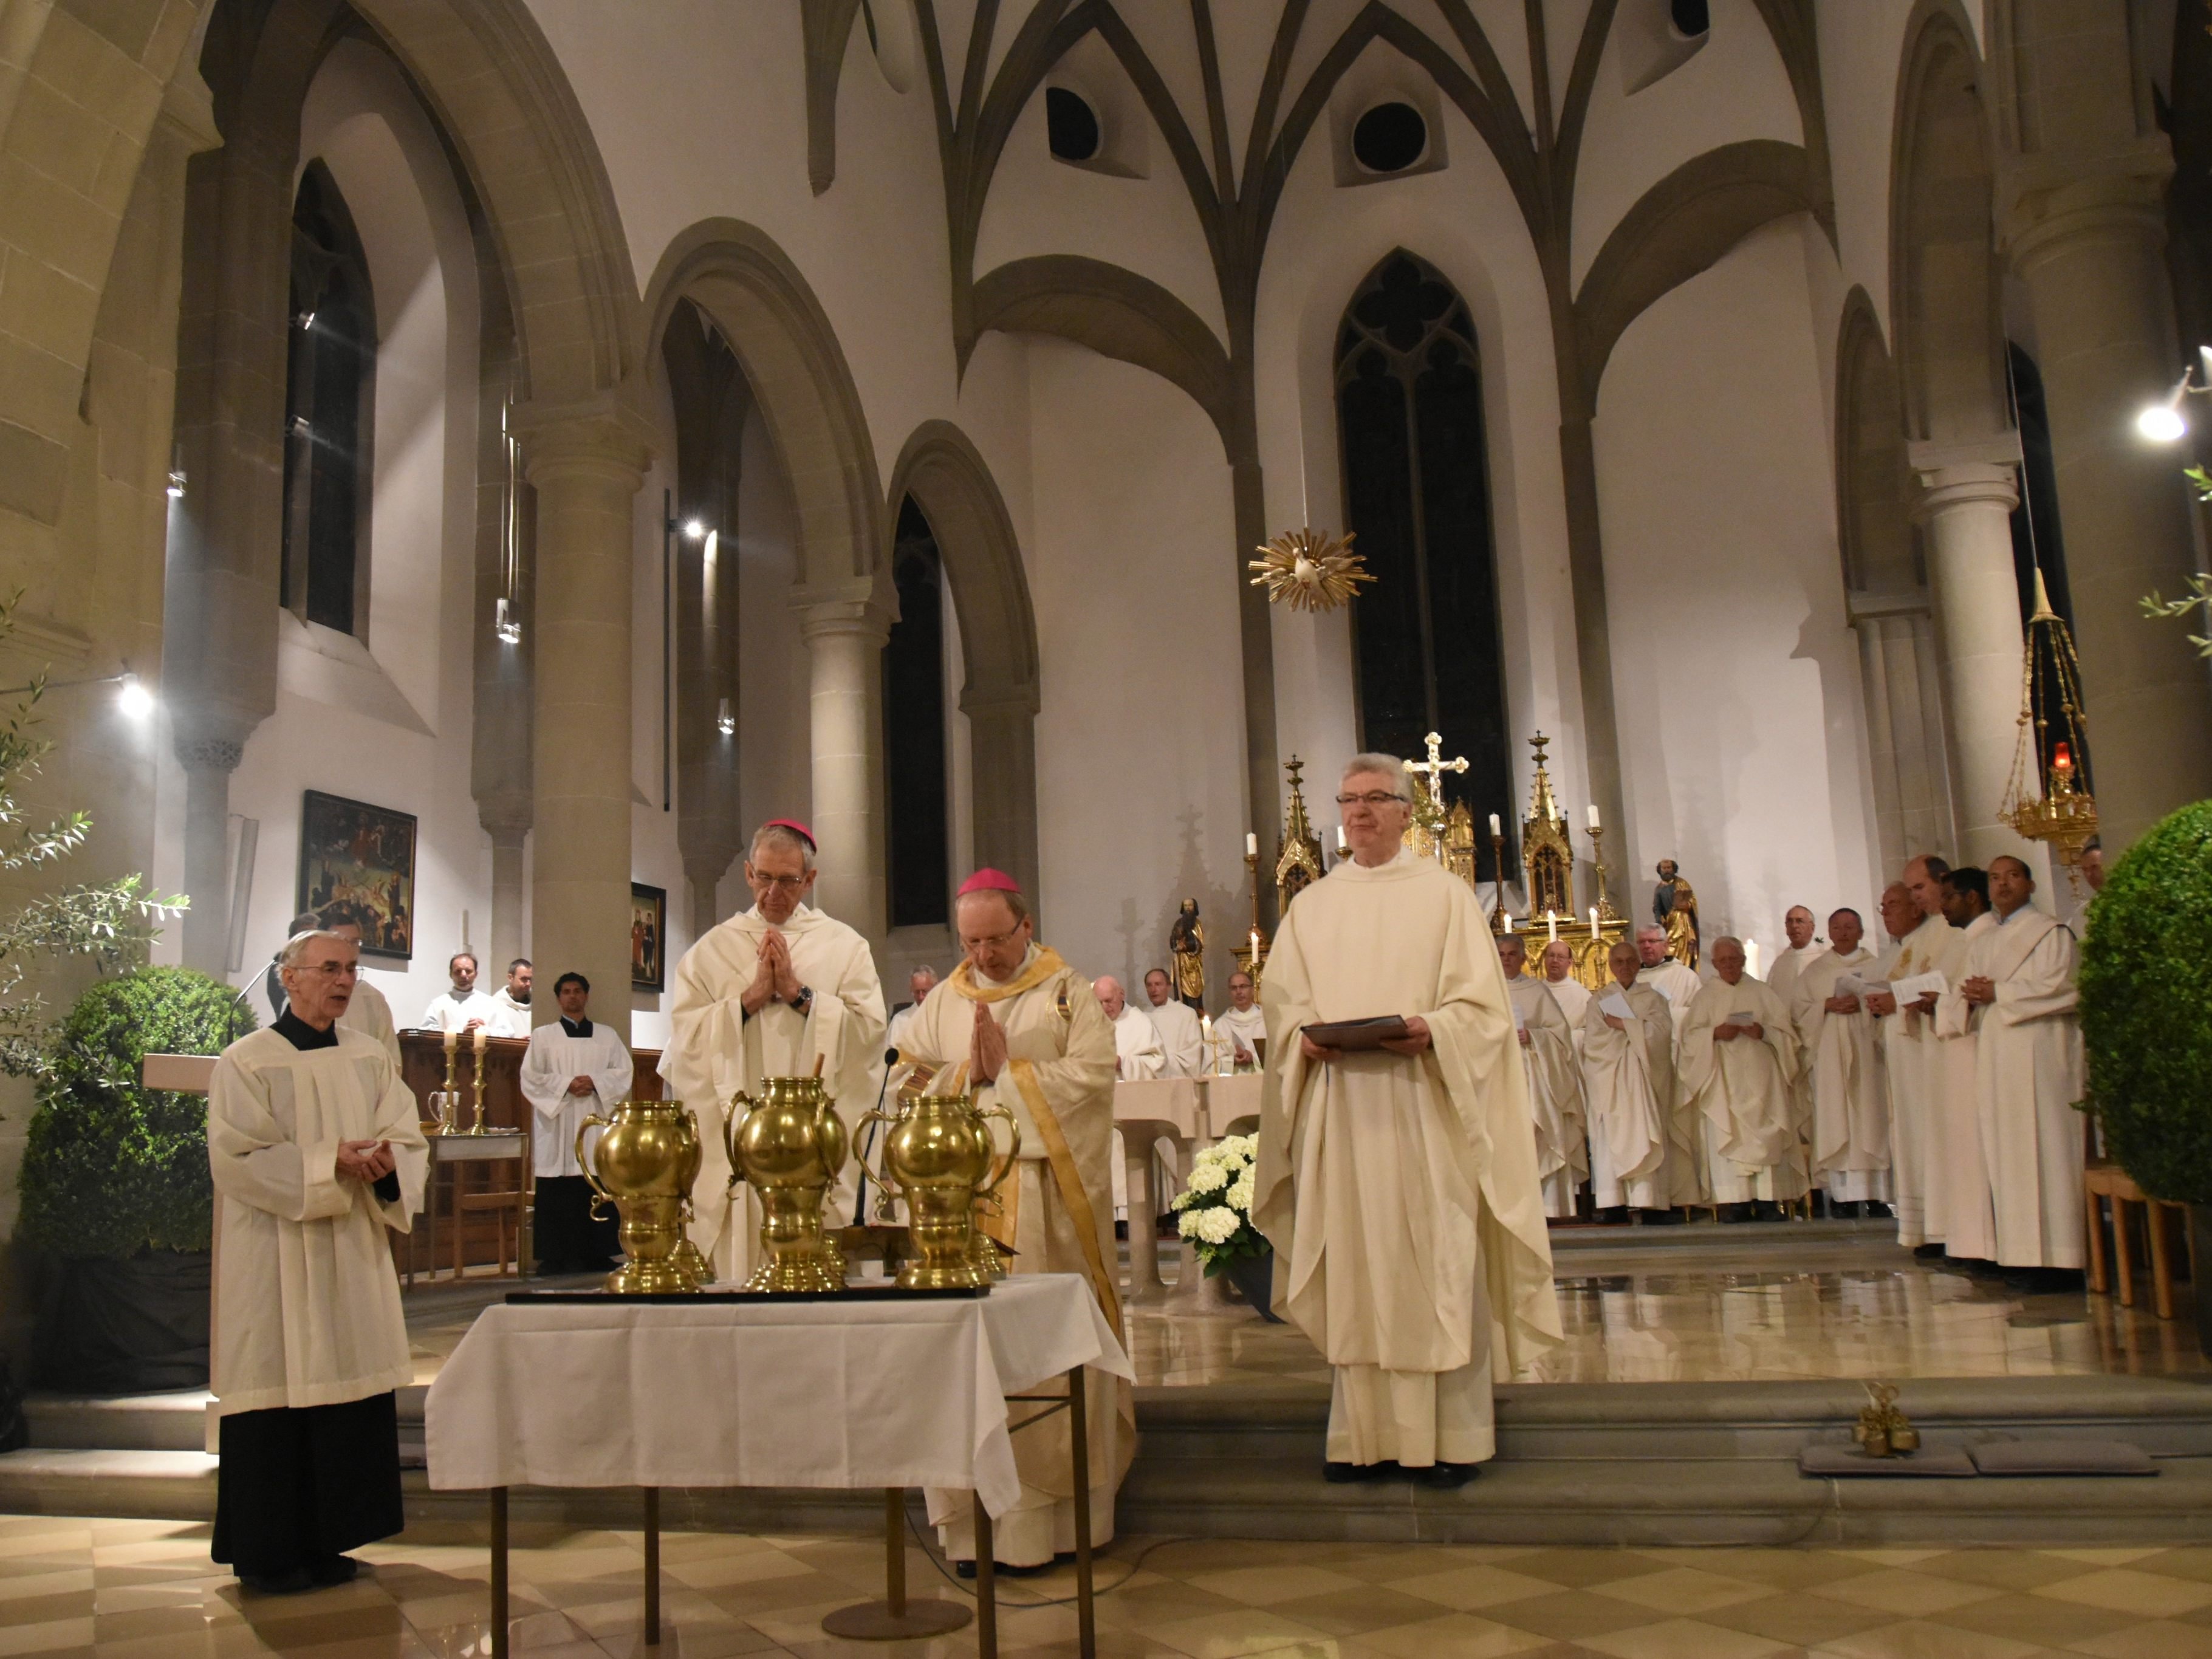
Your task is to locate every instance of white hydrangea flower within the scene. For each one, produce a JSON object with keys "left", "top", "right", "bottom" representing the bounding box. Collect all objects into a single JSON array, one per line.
[
  {"left": 1221, "top": 1134, "right": 1258, "bottom": 1160},
  {"left": 1186, "top": 1161, "right": 1228, "bottom": 1195},
  {"left": 1197, "top": 1206, "right": 1241, "bottom": 1245},
  {"left": 1227, "top": 1173, "right": 1255, "bottom": 1211},
  {"left": 1177, "top": 1209, "right": 1203, "bottom": 1239}
]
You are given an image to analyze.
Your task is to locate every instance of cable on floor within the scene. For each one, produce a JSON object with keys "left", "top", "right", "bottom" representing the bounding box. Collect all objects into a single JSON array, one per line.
[{"left": 900, "top": 1502, "right": 1192, "bottom": 1608}]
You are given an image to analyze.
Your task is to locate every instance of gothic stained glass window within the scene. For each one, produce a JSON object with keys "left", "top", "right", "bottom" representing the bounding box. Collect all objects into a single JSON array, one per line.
[{"left": 1334, "top": 251, "right": 1513, "bottom": 857}]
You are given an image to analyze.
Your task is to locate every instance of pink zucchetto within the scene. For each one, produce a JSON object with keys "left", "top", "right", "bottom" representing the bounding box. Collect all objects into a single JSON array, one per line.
[{"left": 957, "top": 867, "right": 1022, "bottom": 896}]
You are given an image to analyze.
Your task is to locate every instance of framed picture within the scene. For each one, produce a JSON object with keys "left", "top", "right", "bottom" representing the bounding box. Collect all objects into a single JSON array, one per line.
[
  {"left": 631, "top": 882, "right": 667, "bottom": 991},
  {"left": 297, "top": 791, "right": 417, "bottom": 962}
]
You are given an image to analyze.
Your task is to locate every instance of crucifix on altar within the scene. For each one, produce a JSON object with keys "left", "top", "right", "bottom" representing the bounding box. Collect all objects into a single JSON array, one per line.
[{"left": 1401, "top": 731, "right": 1467, "bottom": 857}]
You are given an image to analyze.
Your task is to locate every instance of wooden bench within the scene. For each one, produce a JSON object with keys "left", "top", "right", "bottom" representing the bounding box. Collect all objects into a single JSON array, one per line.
[{"left": 2084, "top": 1164, "right": 2193, "bottom": 1320}]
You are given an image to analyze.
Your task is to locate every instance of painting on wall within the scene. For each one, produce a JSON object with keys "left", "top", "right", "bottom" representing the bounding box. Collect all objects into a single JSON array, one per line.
[
  {"left": 297, "top": 790, "right": 417, "bottom": 962},
  {"left": 631, "top": 883, "right": 666, "bottom": 991}
]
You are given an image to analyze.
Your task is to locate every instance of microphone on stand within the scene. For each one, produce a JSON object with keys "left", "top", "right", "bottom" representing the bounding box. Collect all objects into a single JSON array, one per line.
[{"left": 852, "top": 1047, "right": 900, "bottom": 1226}]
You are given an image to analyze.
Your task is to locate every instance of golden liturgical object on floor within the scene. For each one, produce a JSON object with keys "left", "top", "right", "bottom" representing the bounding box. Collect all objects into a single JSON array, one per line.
[
  {"left": 728, "top": 1073, "right": 849, "bottom": 1292},
  {"left": 1853, "top": 1381, "right": 1920, "bottom": 1458},
  {"left": 858, "top": 1091, "right": 1018, "bottom": 1290},
  {"left": 575, "top": 1099, "right": 707, "bottom": 1295}
]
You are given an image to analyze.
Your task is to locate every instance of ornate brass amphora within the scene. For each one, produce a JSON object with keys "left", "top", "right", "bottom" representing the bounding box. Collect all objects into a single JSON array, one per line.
[
  {"left": 575, "top": 1100, "right": 705, "bottom": 1295},
  {"left": 728, "top": 1075, "right": 849, "bottom": 1292},
  {"left": 858, "top": 1091, "right": 1018, "bottom": 1290}
]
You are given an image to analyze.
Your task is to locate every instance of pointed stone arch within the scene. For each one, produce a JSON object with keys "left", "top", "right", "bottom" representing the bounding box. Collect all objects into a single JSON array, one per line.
[{"left": 885, "top": 421, "right": 1041, "bottom": 901}]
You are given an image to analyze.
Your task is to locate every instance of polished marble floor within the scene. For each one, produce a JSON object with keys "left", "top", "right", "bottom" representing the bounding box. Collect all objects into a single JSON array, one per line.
[
  {"left": 12, "top": 1513, "right": 2212, "bottom": 1657},
  {"left": 401, "top": 1224, "right": 2208, "bottom": 1392}
]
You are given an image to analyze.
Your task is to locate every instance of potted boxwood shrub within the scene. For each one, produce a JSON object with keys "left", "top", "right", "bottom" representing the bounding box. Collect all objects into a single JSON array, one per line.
[
  {"left": 15, "top": 968, "right": 246, "bottom": 1391},
  {"left": 2078, "top": 799, "right": 2212, "bottom": 1353}
]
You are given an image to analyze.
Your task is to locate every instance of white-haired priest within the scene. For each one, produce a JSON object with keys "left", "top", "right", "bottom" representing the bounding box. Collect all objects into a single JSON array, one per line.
[
  {"left": 1254, "top": 755, "right": 1560, "bottom": 1488},
  {"left": 897, "top": 867, "right": 1133, "bottom": 1573},
  {"left": 663, "top": 819, "right": 887, "bottom": 1279},
  {"left": 208, "top": 927, "right": 426, "bottom": 1595}
]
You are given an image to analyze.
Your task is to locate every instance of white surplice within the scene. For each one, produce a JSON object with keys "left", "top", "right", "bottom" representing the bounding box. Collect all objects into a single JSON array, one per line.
[
  {"left": 1214, "top": 1004, "right": 1267, "bottom": 1064},
  {"left": 207, "top": 1028, "right": 428, "bottom": 1415},
  {"left": 518, "top": 1019, "right": 635, "bottom": 1179},
  {"left": 1578, "top": 982, "right": 1676, "bottom": 1209},
  {"left": 1678, "top": 975, "right": 1801, "bottom": 1204},
  {"left": 1254, "top": 852, "right": 1560, "bottom": 1470},
  {"left": 1926, "top": 910, "right": 2000, "bottom": 1261},
  {"left": 661, "top": 904, "right": 887, "bottom": 1279},
  {"left": 1790, "top": 946, "right": 1892, "bottom": 1205},
  {"left": 1110, "top": 1005, "right": 1165, "bottom": 1080},
  {"left": 488, "top": 988, "right": 532, "bottom": 1038},
  {"left": 1146, "top": 997, "right": 1204, "bottom": 1078},
  {"left": 1505, "top": 973, "right": 1584, "bottom": 1218},
  {"left": 1937, "top": 906, "right": 2086, "bottom": 1268},
  {"left": 1876, "top": 914, "right": 1964, "bottom": 1247},
  {"left": 420, "top": 987, "right": 501, "bottom": 1035},
  {"left": 336, "top": 977, "right": 400, "bottom": 1066}
]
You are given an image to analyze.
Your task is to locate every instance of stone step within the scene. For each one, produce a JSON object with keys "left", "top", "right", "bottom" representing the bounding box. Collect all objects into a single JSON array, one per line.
[{"left": 22, "top": 1392, "right": 213, "bottom": 1454}]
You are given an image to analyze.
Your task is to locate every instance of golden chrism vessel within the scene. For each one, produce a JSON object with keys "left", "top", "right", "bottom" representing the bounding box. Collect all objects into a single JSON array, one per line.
[
  {"left": 858, "top": 1090, "right": 1017, "bottom": 1290},
  {"left": 728, "top": 1073, "right": 849, "bottom": 1292},
  {"left": 575, "top": 1098, "right": 707, "bottom": 1295}
]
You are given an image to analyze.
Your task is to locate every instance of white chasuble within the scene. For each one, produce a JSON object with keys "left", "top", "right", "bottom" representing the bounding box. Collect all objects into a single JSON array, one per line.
[
  {"left": 1637, "top": 959, "right": 1703, "bottom": 1040},
  {"left": 1877, "top": 914, "right": 1964, "bottom": 1246},
  {"left": 1579, "top": 984, "right": 1676, "bottom": 1209},
  {"left": 1110, "top": 1006, "right": 1165, "bottom": 1080},
  {"left": 1253, "top": 852, "right": 1560, "bottom": 1469},
  {"left": 1926, "top": 909, "right": 2000, "bottom": 1260},
  {"left": 1763, "top": 943, "right": 1823, "bottom": 1006},
  {"left": 1790, "top": 946, "right": 1892, "bottom": 1205},
  {"left": 1545, "top": 976, "right": 1591, "bottom": 1055},
  {"left": 1763, "top": 943, "right": 1824, "bottom": 1190},
  {"left": 1505, "top": 975, "right": 1584, "bottom": 1218},
  {"left": 1216, "top": 1004, "right": 1267, "bottom": 1064},
  {"left": 1938, "top": 908, "right": 2086, "bottom": 1268},
  {"left": 337, "top": 977, "right": 401, "bottom": 1066},
  {"left": 1679, "top": 976, "right": 1802, "bottom": 1204},
  {"left": 1147, "top": 997, "right": 1205, "bottom": 1078},
  {"left": 898, "top": 945, "right": 1135, "bottom": 1566},
  {"left": 208, "top": 1028, "right": 428, "bottom": 1415},
  {"left": 662, "top": 905, "right": 886, "bottom": 1281}
]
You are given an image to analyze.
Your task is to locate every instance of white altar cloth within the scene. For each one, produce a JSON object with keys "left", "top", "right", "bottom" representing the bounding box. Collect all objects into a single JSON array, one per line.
[{"left": 424, "top": 1274, "right": 1129, "bottom": 1518}]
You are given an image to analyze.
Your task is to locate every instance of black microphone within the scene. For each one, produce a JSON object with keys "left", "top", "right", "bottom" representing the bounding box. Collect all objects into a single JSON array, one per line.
[{"left": 852, "top": 1047, "right": 900, "bottom": 1226}]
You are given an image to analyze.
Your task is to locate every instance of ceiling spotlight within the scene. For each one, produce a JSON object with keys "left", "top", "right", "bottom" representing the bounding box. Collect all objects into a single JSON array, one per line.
[
  {"left": 116, "top": 672, "right": 154, "bottom": 720},
  {"left": 683, "top": 519, "right": 708, "bottom": 541},
  {"left": 716, "top": 696, "right": 735, "bottom": 736},
  {"left": 2138, "top": 388, "right": 2188, "bottom": 443},
  {"left": 494, "top": 597, "right": 522, "bottom": 645},
  {"left": 165, "top": 469, "right": 185, "bottom": 500}
]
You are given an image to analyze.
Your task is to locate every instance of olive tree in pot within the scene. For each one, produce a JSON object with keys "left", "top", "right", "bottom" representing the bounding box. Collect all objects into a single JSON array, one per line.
[
  {"left": 2078, "top": 800, "right": 2212, "bottom": 1353},
  {"left": 15, "top": 970, "right": 242, "bottom": 1390}
]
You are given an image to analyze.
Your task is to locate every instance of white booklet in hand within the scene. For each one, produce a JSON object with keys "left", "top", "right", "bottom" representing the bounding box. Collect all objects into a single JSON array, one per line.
[
  {"left": 1598, "top": 990, "right": 1634, "bottom": 1022},
  {"left": 1512, "top": 1002, "right": 1527, "bottom": 1031},
  {"left": 1892, "top": 971, "right": 1949, "bottom": 1002}
]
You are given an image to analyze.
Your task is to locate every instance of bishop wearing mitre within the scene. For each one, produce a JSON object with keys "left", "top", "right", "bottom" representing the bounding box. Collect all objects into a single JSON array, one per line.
[
  {"left": 208, "top": 929, "right": 426, "bottom": 1593},
  {"left": 1935, "top": 855, "right": 2086, "bottom": 1287},
  {"left": 1254, "top": 756, "right": 1559, "bottom": 1487},
  {"left": 1790, "top": 908, "right": 1892, "bottom": 1213},
  {"left": 898, "top": 868, "right": 1134, "bottom": 1570},
  {"left": 1497, "top": 932, "right": 1584, "bottom": 1218},
  {"left": 1580, "top": 939, "right": 1682, "bottom": 1215},
  {"left": 662, "top": 820, "right": 886, "bottom": 1279},
  {"left": 1679, "top": 937, "right": 1801, "bottom": 1213}
]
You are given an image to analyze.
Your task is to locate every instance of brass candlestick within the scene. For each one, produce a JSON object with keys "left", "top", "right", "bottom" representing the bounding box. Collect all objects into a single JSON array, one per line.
[
  {"left": 436, "top": 1036, "right": 459, "bottom": 1133},
  {"left": 1236, "top": 850, "right": 1270, "bottom": 988},
  {"left": 1488, "top": 829, "right": 1507, "bottom": 931},
  {"left": 468, "top": 1040, "right": 489, "bottom": 1135},
  {"left": 1588, "top": 821, "right": 1617, "bottom": 921}
]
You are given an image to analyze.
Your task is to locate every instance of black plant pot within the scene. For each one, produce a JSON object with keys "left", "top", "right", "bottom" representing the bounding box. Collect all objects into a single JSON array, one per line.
[
  {"left": 36, "top": 1251, "right": 210, "bottom": 1393},
  {"left": 2193, "top": 1207, "right": 2212, "bottom": 1361},
  {"left": 1224, "top": 1247, "right": 1284, "bottom": 1323}
]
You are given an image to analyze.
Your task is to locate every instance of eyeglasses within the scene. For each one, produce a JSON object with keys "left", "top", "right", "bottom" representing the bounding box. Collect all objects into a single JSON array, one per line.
[
  {"left": 748, "top": 872, "right": 809, "bottom": 892},
  {"left": 289, "top": 961, "right": 358, "bottom": 979},
  {"left": 962, "top": 927, "right": 1026, "bottom": 951},
  {"left": 1335, "top": 792, "right": 1406, "bottom": 808}
]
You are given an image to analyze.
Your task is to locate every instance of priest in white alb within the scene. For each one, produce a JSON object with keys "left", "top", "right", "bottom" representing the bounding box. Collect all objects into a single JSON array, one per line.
[
  {"left": 1765, "top": 906, "right": 1824, "bottom": 1007},
  {"left": 1095, "top": 976, "right": 1165, "bottom": 1079},
  {"left": 518, "top": 971, "right": 635, "bottom": 1275},
  {"left": 1540, "top": 940, "right": 1591, "bottom": 1052},
  {"left": 1679, "top": 937, "right": 1800, "bottom": 1214},
  {"left": 1214, "top": 968, "right": 1267, "bottom": 1067},
  {"left": 1634, "top": 925, "right": 1702, "bottom": 1038},
  {"left": 1927, "top": 867, "right": 1998, "bottom": 1265},
  {"left": 208, "top": 929, "right": 426, "bottom": 1594},
  {"left": 1937, "top": 855, "right": 2086, "bottom": 1288},
  {"left": 1790, "top": 908, "right": 1892, "bottom": 1214},
  {"left": 1498, "top": 932, "right": 1584, "bottom": 1218},
  {"left": 420, "top": 951, "right": 499, "bottom": 1034},
  {"left": 1580, "top": 939, "right": 1683, "bottom": 1216},
  {"left": 899, "top": 869, "right": 1134, "bottom": 1569},
  {"left": 662, "top": 819, "right": 886, "bottom": 1278},
  {"left": 1869, "top": 855, "right": 1964, "bottom": 1251},
  {"left": 1142, "top": 968, "right": 1204, "bottom": 1076},
  {"left": 1254, "top": 756, "right": 1559, "bottom": 1487}
]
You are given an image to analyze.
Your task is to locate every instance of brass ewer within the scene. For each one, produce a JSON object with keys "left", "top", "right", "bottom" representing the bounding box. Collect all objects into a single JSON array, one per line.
[
  {"left": 575, "top": 1098, "right": 706, "bottom": 1295},
  {"left": 858, "top": 1090, "right": 1018, "bottom": 1290},
  {"left": 728, "top": 1074, "right": 849, "bottom": 1292}
]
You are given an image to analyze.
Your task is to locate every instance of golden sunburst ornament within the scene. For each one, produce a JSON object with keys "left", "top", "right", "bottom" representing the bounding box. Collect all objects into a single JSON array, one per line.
[{"left": 1248, "top": 528, "right": 1374, "bottom": 613}]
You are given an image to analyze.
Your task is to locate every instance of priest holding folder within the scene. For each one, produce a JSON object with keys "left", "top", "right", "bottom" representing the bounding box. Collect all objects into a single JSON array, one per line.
[{"left": 1254, "top": 754, "right": 1560, "bottom": 1488}]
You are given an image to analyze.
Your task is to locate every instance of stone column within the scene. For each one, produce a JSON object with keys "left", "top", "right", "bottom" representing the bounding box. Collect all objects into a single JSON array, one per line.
[
  {"left": 2003, "top": 148, "right": 2212, "bottom": 848},
  {"left": 792, "top": 586, "right": 889, "bottom": 941},
  {"left": 481, "top": 807, "right": 528, "bottom": 974},
  {"left": 175, "top": 728, "right": 247, "bottom": 973},
  {"left": 513, "top": 399, "right": 652, "bottom": 1041},
  {"left": 1909, "top": 438, "right": 2043, "bottom": 870}
]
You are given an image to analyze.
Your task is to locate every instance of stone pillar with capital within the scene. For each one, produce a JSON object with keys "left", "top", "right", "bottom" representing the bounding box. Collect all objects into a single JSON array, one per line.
[
  {"left": 174, "top": 726, "right": 248, "bottom": 974},
  {"left": 512, "top": 398, "right": 653, "bottom": 1041},
  {"left": 792, "top": 586, "right": 890, "bottom": 942},
  {"left": 1908, "top": 437, "right": 2043, "bottom": 871},
  {"left": 2001, "top": 140, "right": 2212, "bottom": 846}
]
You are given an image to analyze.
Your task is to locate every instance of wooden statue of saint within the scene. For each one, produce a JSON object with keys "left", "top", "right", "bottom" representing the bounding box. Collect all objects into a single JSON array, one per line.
[
  {"left": 1652, "top": 858, "right": 1700, "bottom": 970},
  {"left": 1169, "top": 898, "right": 1205, "bottom": 1013}
]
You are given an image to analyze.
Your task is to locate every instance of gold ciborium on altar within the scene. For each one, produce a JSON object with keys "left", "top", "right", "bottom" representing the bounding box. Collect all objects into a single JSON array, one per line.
[
  {"left": 575, "top": 1099, "right": 706, "bottom": 1295},
  {"left": 857, "top": 1090, "right": 1018, "bottom": 1290},
  {"left": 728, "top": 1073, "right": 849, "bottom": 1292}
]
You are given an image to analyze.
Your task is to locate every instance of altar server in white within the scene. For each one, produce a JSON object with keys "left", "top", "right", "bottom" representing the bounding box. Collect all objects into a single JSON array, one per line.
[
  {"left": 1541, "top": 941, "right": 1591, "bottom": 1052},
  {"left": 1791, "top": 909, "right": 1892, "bottom": 1212},
  {"left": 1498, "top": 933, "right": 1584, "bottom": 1219},
  {"left": 488, "top": 959, "right": 533, "bottom": 1037},
  {"left": 1635, "top": 926, "right": 1702, "bottom": 1037},
  {"left": 1580, "top": 940, "right": 1680, "bottom": 1214},
  {"left": 1928, "top": 868, "right": 1999, "bottom": 1264},
  {"left": 899, "top": 869, "right": 1132, "bottom": 1569},
  {"left": 1095, "top": 976, "right": 1165, "bottom": 1079},
  {"left": 420, "top": 952, "right": 500, "bottom": 1034},
  {"left": 320, "top": 915, "right": 400, "bottom": 1066},
  {"left": 1214, "top": 970, "right": 1267, "bottom": 1066},
  {"left": 663, "top": 819, "right": 887, "bottom": 1278},
  {"left": 1869, "top": 855, "right": 1964, "bottom": 1251},
  {"left": 1255, "top": 756, "right": 1559, "bottom": 1487},
  {"left": 1142, "top": 968, "right": 1205, "bottom": 1076},
  {"left": 1679, "top": 939, "right": 1802, "bottom": 1212},
  {"left": 207, "top": 929, "right": 425, "bottom": 1595},
  {"left": 1939, "top": 855, "right": 2086, "bottom": 1284},
  {"left": 519, "top": 971, "right": 634, "bottom": 1274}
]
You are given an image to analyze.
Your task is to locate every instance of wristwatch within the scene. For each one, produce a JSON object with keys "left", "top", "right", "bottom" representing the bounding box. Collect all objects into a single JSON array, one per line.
[{"left": 789, "top": 985, "right": 815, "bottom": 1018}]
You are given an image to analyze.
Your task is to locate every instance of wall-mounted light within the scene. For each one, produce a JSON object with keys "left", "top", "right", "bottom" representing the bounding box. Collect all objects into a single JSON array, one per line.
[
  {"left": 716, "top": 697, "right": 735, "bottom": 736},
  {"left": 296, "top": 310, "right": 317, "bottom": 331},
  {"left": 116, "top": 671, "right": 154, "bottom": 720},
  {"left": 494, "top": 597, "right": 521, "bottom": 645},
  {"left": 683, "top": 519, "right": 707, "bottom": 541},
  {"left": 166, "top": 441, "right": 185, "bottom": 500},
  {"left": 2136, "top": 346, "right": 2212, "bottom": 442}
]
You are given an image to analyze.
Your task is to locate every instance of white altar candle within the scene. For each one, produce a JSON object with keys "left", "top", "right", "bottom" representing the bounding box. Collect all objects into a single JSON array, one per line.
[
  {"left": 1488, "top": 813, "right": 1502, "bottom": 838},
  {"left": 1546, "top": 910, "right": 1557, "bottom": 942},
  {"left": 1589, "top": 906, "right": 1599, "bottom": 934},
  {"left": 1587, "top": 803, "right": 1600, "bottom": 831},
  {"left": 1336, "top": 826, "right": 1347, "bottom": 856},
  {"left": 1502, "top": 912, "right": 1513, "bottom": 933},
  {"left": 1245, "top": 832, "right": 1257, "bottom": 858}
]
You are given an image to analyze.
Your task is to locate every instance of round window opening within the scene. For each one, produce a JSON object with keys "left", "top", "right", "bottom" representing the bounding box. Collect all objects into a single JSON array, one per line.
[
  {"left": 1352, "top": 102, "right": 1428, "bottom": 174},
  {"left": 1669, "top": 0, "right": 1711, "bottom": 38},
  {"left": 1046, "top": 87, "right": 1101, "bottom": 163}
]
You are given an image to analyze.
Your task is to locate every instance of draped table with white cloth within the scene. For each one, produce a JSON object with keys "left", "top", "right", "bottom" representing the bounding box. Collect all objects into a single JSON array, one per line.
[{"left": 426, "top": 1274, "right": 1132, "bottom": 1657}]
